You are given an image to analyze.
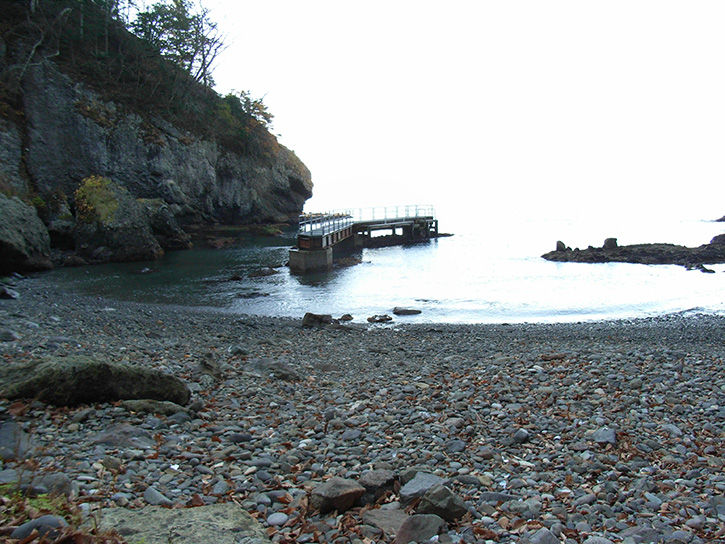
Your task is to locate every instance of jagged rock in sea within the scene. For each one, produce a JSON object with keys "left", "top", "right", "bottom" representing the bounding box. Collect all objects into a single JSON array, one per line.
[{"left": 542, "top": 237, "right": 725, "bottom": 268}]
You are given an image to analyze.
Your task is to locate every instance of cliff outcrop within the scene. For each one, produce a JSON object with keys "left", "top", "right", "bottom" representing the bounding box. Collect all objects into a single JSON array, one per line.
[{"left": 0, "top": 36, "right": 312, "bottom": 271}]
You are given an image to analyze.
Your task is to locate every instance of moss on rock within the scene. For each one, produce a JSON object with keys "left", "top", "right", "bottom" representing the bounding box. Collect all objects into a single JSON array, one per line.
[{"left": 0, "top": 356, "right": 190, "bottom": 406}]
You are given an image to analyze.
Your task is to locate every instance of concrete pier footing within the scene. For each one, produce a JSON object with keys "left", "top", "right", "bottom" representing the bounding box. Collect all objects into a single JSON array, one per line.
[{"left": 289, "top": 247, "right": 333, "bottom": 273}]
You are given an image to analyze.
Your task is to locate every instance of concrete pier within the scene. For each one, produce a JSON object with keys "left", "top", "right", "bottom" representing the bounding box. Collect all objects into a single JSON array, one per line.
[
  {"left": 288, "top": 247, "right": 333, "bottom": 273},
  {"left": 290, "top": 205, "right": 438, "bottom": 274}
]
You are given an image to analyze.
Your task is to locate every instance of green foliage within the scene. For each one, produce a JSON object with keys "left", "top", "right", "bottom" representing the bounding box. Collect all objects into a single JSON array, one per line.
[
  {"left": 74, "top": 175, "right": 118, "bottom": 223},
  {"left": 132, "top": 0, "right": 223, "bottom": 86},
  {"left": 30, "top": 195, "right": 47, "bottom": 211}
]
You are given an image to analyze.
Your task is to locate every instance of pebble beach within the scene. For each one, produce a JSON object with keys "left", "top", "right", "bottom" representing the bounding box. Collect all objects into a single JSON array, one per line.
[{"left": 1, "top": 275, "right": 724, "bottom": 544}]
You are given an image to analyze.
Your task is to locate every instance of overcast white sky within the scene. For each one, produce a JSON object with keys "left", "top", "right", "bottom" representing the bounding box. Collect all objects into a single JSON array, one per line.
[{"left": 203, "top": 1, "right": 725, "bottom": 222}]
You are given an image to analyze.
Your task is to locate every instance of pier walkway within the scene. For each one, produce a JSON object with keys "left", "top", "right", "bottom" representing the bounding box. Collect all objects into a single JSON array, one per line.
[{"left": 290, "top": 205, "right": 438, "bottom": 273}]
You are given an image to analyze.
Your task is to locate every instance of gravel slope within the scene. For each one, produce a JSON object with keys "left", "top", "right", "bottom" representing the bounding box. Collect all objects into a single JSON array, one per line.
[{"left": 1, "top": 276, "right": 723, "bottom": 544}]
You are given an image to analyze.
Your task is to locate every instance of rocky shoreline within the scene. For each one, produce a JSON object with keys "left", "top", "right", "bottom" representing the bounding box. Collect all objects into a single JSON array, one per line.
[
  {"left": 1, "top": 276, "right": 724, "bottom": 543},
  {"left": 542, "top": 236, "right": 725, "bottom": 271}
]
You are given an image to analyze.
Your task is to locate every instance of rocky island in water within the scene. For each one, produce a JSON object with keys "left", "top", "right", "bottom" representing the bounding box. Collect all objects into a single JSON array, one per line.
[{"left": 542, "top": 233, "right": 725, "bottom": 272}]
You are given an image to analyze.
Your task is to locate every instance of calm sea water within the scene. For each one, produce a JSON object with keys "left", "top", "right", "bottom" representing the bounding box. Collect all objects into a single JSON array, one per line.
[{"left": 45, "top": 212, "right": 725, "bottom": 324}]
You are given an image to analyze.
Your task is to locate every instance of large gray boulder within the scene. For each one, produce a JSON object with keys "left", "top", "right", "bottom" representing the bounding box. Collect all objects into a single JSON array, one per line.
[
  {"left": 73, "top": 176, "right": 163, "bottom": 262},
  {"left": 0, "top": 356, "right": 190, "bottom": 406},
  {"left": 93, "top": 503, "right": 270, "bottom": 544},
  {"left": 0, "top": 193, "right": 52, "bottom": 273}
]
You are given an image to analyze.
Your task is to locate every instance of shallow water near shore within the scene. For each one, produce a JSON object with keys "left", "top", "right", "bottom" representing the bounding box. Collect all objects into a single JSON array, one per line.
[{"left": 45, "top": 212, "right": 725, "bottom": 323}]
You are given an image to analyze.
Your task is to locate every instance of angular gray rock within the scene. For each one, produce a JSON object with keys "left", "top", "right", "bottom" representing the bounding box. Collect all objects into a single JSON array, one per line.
[
  {"left": 0, "top": 193, "right": 52, "bottom": 274},
  {"left": 513, "top": 428, "right": 531, "bottom": 443},
  {"left": 399, "top": 471, "right": 445, "bottom": 505},
  {"left": 144, "top": 486, "right": 174, "bottom": 506},
  {"left": 367, "top": 314, "right": 393, "bottom": 323},
  {"left": 392, "top": 307, "right": 422, "bottom": 316},
  {"left": 93, "top": 503, "right": 271, "bottom": 544},
  {"left": 0, "top": 356, "right": 190, "bottom": 406},
  {"left": 393, "top": 514, "right": 446, "bottom": 544},
  {"left": 362, "top": 509, "right": 410, "bottom": 538},
  {"left": 591, "top": 426, "right": 617, "bottom": 445},
  {"left": 0, "top": 286, "right": 19, "bottom": 299},
  {"left": 302, "top": 312, "right": 333, "bottom": 327},
  {"left": 0, "top": 420, "right": 33, "bottom": 460},
  {"left": 359, "top": 469, "right": 396, "bottom": 504},
  {"left": 582, "top": 537, "right": 615, "bottom": 544},
  {"left": 309, "top": 476, "right": 365, "bottom": 513},
  {"left": 478, "top": 491, "right": 519, "bottom": 504},
  {"left": 91, "top": 424, "right": 156, "bottom": 449},
  {"left": 528, "top": 527, "right": 560, "bottom": 544},
  {"left": 249, "top": 357, "right": 301, "bottom": 382},
  {"left": 417, "top": 484, "right": 468, "bottom": 521},
  {"left": 121, "top": 399, "right": 190, "bottom": 416},
  {"left": 603, "top": 237, "right": 618, "bottom": 250}
]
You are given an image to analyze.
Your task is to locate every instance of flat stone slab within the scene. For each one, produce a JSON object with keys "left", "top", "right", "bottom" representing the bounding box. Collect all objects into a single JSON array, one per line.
[
  {"left": 362, "top": 508, "right": 410, "bottom": 537},
  {"left": 94, "top": 503, "right": 270, "bottom": 544}
]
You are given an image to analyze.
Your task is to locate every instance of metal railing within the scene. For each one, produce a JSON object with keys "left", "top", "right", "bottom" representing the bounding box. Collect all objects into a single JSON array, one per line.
[{"left": 298, "top": 205, "right": 435, "bottom": 236}]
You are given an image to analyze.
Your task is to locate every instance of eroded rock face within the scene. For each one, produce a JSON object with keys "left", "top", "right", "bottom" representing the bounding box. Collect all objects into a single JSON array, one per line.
[
  {"left": 20, "top": 61, "right": 312, "bottom": 226},
  {"left": 0, "top": 117, "right": 27, "bottom": 195},
  {"left": 138, "top": 198, "right": 192, "bottom": 250},
  {"left": 0, "top": 356, "right": 190, "bottom": 406},
  {"left": 0, "top": 193, "right": 52, "bottom": 273}
]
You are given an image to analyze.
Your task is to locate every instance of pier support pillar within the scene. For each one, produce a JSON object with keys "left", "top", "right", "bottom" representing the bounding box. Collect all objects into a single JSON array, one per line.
[{"left": 289, "top": 247, "right": 333, "bottom": 273}]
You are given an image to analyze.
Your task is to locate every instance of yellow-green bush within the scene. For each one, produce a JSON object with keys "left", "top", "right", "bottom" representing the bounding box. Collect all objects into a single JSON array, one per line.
[{"left": 74, "top": 175, "right": 119, "bottom": 224}]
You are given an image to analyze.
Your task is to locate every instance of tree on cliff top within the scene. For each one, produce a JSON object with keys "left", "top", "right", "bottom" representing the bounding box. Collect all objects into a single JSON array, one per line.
[{"left": 132, "top": 0, "right": 224, "bottom": 87}]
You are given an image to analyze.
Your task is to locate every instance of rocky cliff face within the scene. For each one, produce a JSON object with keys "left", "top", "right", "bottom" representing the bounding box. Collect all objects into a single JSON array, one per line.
[
  {"left": 19, "top": 62, "right": 312, "bottom": 225},
  {"left": 0, "top": 60, "right": 312, "bottom": 271}
]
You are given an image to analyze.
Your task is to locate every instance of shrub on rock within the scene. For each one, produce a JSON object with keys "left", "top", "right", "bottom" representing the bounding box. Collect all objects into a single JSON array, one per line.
[{"left": 73, "top": 176, "right": 163, "bottom": 262}]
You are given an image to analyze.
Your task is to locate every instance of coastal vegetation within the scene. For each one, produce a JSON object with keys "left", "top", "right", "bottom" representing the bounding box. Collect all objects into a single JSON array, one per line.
[{"left": 0, "top": 0, "right": 277, "bottom": 161}]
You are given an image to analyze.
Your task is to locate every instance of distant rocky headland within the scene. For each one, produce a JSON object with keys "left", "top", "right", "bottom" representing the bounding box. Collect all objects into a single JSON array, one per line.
[
  {"left": 0, "top": 2, "right": 312, "bottom": 275},
  {"left": 543, "top": 230, "right": 725, "bottom": 272}
]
